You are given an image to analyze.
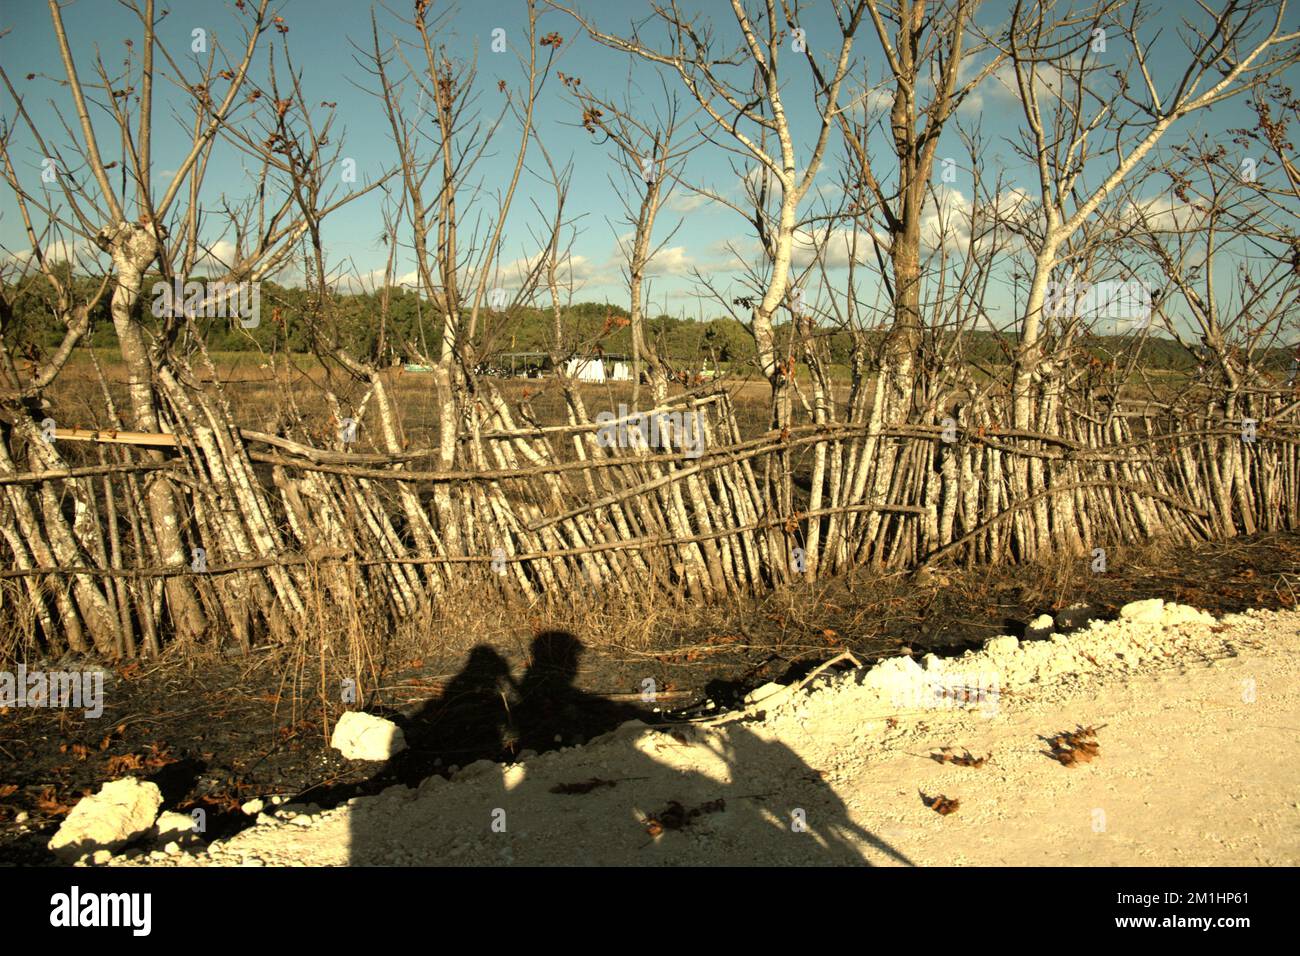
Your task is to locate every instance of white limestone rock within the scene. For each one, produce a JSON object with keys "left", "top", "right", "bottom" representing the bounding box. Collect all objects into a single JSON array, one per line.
[
  {"left": 1120, "top": 598, "right": 1165, "bottom": 625},
  {"left": 48, "top": 778, "right": 162, "bottom": 861},
  {"left": 330, "top": 711, "right": 406, "bottom": 761}
]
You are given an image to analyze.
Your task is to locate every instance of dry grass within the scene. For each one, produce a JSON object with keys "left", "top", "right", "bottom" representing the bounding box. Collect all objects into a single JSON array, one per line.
[
  {"left": 46, "top": 350, "right": 1189, "bottom": 461},
  {"left": 155, "top": 529, "right": 1293, "bottom": 729},
  {"left": 45, "top": 351, "right": 844, "bottom": 449},
  {"left": 7, "top": 523, "right": 1286, "bottom": 750}
]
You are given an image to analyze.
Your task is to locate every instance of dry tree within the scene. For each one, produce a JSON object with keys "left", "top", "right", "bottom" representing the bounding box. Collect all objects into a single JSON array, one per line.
[{"left": 0, "top": 0, "right": 381, "bottom": 652}]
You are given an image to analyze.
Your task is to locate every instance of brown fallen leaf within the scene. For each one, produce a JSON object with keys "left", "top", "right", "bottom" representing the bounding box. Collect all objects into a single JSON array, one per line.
[
  {"left": 643, "top": 797, "right": 726, "bottom": 836},
  {"left": 1050, "top": 723, "right": 1103, "bottom": 766},
  {"left": 1058, "top": 745, "right": 1097, "bottom": 766},
  {"left": 35, "top": 787, "right": 73, "bottom": 816},
  {"left": 932, "top": 747, "right": 989, "bottom": 768},
  {"left": 922, "top": 793, "right": 960, "bottom": 815},
  {"left": 106, "top": 753, "right": 144, "bottom": 775},
  {"left": 646, "top": 800, "right": 690, "bottom": 834}
]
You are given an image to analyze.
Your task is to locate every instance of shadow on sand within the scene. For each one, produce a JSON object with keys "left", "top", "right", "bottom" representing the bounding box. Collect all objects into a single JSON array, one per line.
[{"left": 344, "top": 630, "right": 913, "bottom": 866}]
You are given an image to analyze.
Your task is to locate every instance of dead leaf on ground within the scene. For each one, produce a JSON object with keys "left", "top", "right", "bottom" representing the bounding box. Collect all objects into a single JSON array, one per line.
[
  {"left": 35, "top": 787, "right": 74, "bottom": 816},
  {"left": 192, "top": 792, "right": 241, "bottom": 814},
  {"left": 105, "top": 753, "right": 144, "bottom": 775},
  {"left": 931, "top": 747, "right": 989, "bottom": 768},
  {"left": 1048, "top": 724, "right": 1105, "bottom": 767},
  {"left": 142, "top": 743, "right": 175, "bottom": 770},
  {"left": 704, "top": 633, "right": 744, "bottom": 646},
  {"left": 643, "top": 797, "right": 726, "bottom": 837},
  {"left": 922, "top": 792, "right": 960, "bottom": 815},
  {"left": 58, "top": 741, "right": 91, "bottom": 760}
]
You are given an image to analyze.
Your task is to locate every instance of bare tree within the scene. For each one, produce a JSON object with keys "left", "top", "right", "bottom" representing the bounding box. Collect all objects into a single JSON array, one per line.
[
  {"left": 561, "top": 72, "right": 695, "bottom": 404},
  {"left": 0, "top": 1, "right": 378, "bottom": 650},
  {"left": 550, "top": 0, "right": 867, "bottom": 430},
  {"left": 996, "top": 0, "right": 1298, "bottom": 551}
]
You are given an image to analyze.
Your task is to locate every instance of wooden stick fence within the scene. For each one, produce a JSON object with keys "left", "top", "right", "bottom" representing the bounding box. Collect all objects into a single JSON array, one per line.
[{"left": 2, "top": 372, "right": 1297, "bottom": 656}]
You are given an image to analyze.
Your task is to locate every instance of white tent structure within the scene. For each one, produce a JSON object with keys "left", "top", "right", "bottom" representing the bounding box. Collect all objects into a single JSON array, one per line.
[
  {"left": 565, "top": 357, "right": 606, "bottom": 383},
  {"left": 610, "top": 362, "right": 632, "bottom": 382}
]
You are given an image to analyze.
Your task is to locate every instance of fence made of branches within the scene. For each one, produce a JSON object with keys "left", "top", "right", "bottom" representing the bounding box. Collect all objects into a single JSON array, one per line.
[{"left": 2, "top": 351, "right": 1296, "bottom": 657}]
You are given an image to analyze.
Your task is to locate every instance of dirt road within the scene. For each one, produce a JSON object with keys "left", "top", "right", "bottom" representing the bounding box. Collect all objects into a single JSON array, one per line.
[{"left": 107, "top": 602, "right": 1300, "bottom": 866}]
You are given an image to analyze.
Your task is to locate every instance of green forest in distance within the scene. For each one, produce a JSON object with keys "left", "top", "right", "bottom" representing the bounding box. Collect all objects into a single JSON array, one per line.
[{"left": 6, "top": 276, "right": 1294, "bottom": 372}]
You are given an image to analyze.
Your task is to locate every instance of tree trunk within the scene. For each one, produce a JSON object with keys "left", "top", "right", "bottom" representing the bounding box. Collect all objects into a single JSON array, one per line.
[{"left": 97, "top": 221, "right": 206, "bottom": 642}]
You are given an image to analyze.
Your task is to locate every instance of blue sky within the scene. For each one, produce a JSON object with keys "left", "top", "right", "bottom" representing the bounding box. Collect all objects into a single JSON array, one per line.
[{"left": 2, "top": 0, "right": 1297, "bottom": 332}]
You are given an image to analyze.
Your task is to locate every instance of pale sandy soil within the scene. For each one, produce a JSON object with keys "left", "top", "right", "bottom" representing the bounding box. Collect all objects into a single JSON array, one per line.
[{"left": 105, "top": 602, "right": 1300, "bottom": 866}]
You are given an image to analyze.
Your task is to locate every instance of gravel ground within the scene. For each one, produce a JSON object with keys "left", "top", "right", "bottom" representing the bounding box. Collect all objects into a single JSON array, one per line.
[{"left": 101, "top": 600, "right": 1300, "bottom": 866}]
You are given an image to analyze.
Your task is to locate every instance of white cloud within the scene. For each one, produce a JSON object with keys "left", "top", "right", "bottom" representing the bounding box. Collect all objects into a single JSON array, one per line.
[
  {"left": 740, "top": 164, "right": 781, "bottom": 197},
  {"left": 791, "top": 225, "right": 883, "bottom": 268},
  {"left": 1117, "top": 193, "right": 1205, "bottom": 234},
  {"left": 918, "top": 184, "right": 972, "bottom": 251},
  {"left": 3, "top": 237, "right": 104, "bottom": 270},
  {"left": 492, "top": 251, "right": 615, "bottom": 292},
  {"left": 644, "top": 245, "right": 695, "bottom": 276},
  {"left": 667, "top": 191, "right": 710, "bottom": 214},
  {"left": 865, "top": 87, "right": 893, "bottom": 113},
  {"left": 191, "top": 239, "right": 239, "bottom": 275}
]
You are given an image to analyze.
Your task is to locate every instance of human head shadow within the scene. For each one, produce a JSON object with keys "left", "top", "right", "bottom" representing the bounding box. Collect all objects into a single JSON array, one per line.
[
  {"left": 315, "top": 631, "right": 649, "bottom": 804},
  {"left": 340, "top": 631, "right": 915, "bottom": 866},
  {"left": 511, "top": 630, "right": 648, "bottom": 755},
  {"left": 377, "top": 644, "right": 518, "bottom": 786}
]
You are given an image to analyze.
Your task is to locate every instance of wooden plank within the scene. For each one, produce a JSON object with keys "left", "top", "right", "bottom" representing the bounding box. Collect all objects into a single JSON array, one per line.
[{"left": 53, "top": 427, "right": 181, "bottom": 448}]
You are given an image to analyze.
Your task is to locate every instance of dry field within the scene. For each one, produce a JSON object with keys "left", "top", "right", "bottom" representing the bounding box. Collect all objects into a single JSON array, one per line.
[{"left": 45, "top": 348, "right": 1187, "bottom": 461}]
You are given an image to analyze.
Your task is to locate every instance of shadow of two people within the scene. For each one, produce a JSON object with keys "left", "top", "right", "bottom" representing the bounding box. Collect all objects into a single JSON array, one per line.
[
  {"left": 376, "top": 630, "right": 639, "bottom": 785},
  {"left": 352, "top": 630, "right": 913, "bottom": 865}
]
